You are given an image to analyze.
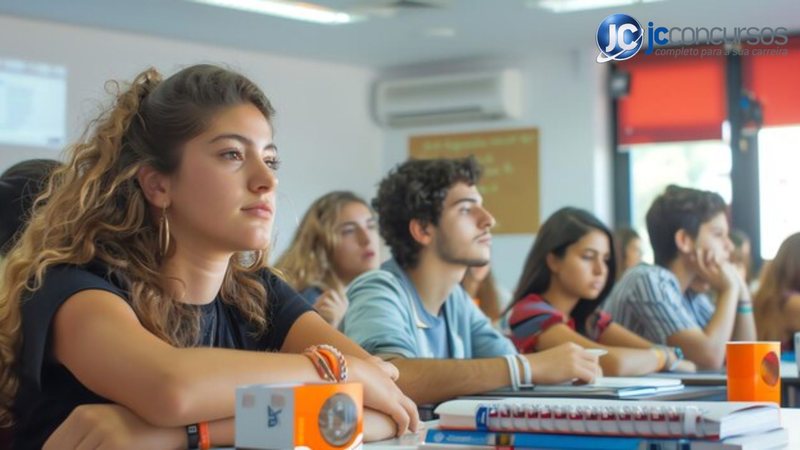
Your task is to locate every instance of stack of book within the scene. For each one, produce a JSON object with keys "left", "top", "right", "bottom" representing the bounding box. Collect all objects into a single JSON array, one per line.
[{"left": 422, "top": 398, "right": 787, "bottom": 450}]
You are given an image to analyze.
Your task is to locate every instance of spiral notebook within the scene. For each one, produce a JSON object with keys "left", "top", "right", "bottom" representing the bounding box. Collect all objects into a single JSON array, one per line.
[{"left": 434, "top": 398, "right": 780, "bottom": 440}]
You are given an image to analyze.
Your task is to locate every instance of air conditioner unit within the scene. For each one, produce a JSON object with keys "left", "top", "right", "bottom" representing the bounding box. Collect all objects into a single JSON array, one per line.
[{"left": 373, "top": 70, "right": 522, "bottom": 128}]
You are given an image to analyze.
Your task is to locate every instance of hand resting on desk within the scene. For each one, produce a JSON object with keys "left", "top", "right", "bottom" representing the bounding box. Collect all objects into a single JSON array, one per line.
[
  {"left": 44, "top": 404, "right": 185, "bottom": 450},
  {"left": 44, "top": 403, "right": 406, "bottom": 449}
]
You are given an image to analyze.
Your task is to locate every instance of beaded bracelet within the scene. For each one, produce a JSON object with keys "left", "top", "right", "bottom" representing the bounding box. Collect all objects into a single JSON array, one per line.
[
  {"left": 303, "top": 345, "right": 348, "bottom": 382},
  {"left": 304, "top": 347, "right": 337, "bottom": 382},
  {"left": 317, "top": 344, "right": 349, "bottom": 382}
]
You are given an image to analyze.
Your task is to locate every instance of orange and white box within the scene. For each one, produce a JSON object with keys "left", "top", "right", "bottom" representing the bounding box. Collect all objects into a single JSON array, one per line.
[{"left": 236, "top": 382, "right": 363, "bottom": 450}]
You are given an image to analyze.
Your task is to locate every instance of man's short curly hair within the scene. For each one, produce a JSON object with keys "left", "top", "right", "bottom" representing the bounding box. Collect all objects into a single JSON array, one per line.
[
  {"left": 373, "top": 156, "right": 482, "bottom": 269},
  {"left": 646, "top": 184, "right": 727, "bottom": 267}
]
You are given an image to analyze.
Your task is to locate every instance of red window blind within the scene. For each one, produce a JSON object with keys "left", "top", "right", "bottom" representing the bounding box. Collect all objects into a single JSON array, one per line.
[
  {"left": 616, "top": 48, "right": 726, "bottom": 145},
  {"left": 743, "top": 36, "right": 800, "bottom": 126}
]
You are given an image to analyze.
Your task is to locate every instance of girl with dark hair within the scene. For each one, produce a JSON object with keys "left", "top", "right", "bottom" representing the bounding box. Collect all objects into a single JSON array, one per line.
[
  {"left": 508, "top": 207, "right": 695, "bottom": 376},
  {"left": 0, "top": 65, "right": 417, "bottom": 449}
]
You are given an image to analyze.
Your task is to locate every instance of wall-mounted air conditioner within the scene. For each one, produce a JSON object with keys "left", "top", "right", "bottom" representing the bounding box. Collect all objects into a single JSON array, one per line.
[{"left": 373, "top": 70, "right": 522, "bottom": 128}]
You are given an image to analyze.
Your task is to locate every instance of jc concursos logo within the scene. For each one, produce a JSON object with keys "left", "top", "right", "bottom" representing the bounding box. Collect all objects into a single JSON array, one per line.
[{"left": 596, "top": 14, "right": 644, "bottom": 63}]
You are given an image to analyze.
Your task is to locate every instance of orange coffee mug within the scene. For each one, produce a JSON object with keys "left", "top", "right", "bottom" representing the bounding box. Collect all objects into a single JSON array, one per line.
[{"left": 726, "top": 341, "right": 781, "bottom": 404}]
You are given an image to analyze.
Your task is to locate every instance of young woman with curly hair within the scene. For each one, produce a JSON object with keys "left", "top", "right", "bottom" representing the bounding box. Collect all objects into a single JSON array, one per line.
[
  {"left": 0, "top": 64, "right": 417, "bottom": 449},
  {"left": 276, "top": 191, "right": 380, "bottom": 328}
]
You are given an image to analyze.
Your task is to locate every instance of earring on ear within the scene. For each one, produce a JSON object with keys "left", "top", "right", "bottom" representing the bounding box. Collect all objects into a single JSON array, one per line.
[
  {"left": 250, "top": 249, "right": 264, "bottom": 269},
  {"left": 158, "top": 205, "right": 170, "bottom": 257}
]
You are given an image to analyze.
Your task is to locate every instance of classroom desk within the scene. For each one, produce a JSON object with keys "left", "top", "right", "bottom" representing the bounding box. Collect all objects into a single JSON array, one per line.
[
  {"left": 652, "top": 361, "right": 799, "bottom": 385},
  {"left": 365, "top": 408, "right": 800, "bottom": 449},
  {"left": 648, "top": 361, "right": 800, "bottom": 406}
]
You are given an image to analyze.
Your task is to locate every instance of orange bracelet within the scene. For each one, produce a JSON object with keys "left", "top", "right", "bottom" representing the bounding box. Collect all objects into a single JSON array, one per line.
[
  {"left": 303, "top": 345, "right": 348, "bottom": 382},
  {"left": 198, "top": 421, "right": 210, "bottom": 450},
  {"left": 315, "top": 347, "right": 341, "bottom": 380},
  {"left": 317, "top": 344, "right": 348, "bottom": 382},
  {"left": 304, "top": 348, "right": 336, "bottom": 382}
]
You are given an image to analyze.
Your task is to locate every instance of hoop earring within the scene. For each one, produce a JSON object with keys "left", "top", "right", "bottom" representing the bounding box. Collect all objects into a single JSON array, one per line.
[
  {"left": 158, "top": 205, "right": 170, "bottom": 257},
  {"left": 249, "top": 249, "right": 263, "bottom": 269}
]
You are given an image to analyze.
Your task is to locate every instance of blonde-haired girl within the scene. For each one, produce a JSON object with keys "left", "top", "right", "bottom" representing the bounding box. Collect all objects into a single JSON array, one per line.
[{"left": 276, "top": 191, "right": 379, "bottom": 328}]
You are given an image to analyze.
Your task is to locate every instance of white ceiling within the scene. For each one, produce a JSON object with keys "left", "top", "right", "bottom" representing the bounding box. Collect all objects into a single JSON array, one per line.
[{"left": 2, "top": 0, "right": 799, "bottom": 69}]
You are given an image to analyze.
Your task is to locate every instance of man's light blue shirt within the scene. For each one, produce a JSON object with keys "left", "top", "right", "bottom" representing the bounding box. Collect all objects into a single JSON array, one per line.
[{"left": 342, "top": 259, "right": 517, "bottom": 359}]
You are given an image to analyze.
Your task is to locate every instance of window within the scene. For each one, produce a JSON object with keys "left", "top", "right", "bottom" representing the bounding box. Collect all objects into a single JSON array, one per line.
[
  {"left": 757, "top": 125, "right": 800, "bottom": 259},
  {"left": 615, "top": 38, "right": 800, "bottom": 265},
  {"left": 627, "top": 140, "right": 731, "bottom": 263},
  {"left": 0, "top": 58, "right": 67, "bottom": 148},
  {"left": 614, "top": 48, "right": 730, "bottom": 263},
  {"left": 743, "top": 37, "right": 800, "bottom": 260}
]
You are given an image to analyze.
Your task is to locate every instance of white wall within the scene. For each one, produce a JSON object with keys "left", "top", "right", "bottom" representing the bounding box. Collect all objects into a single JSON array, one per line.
[
  {"left": 0, "top": 15, "right": 382, "bottom": 258},
  {"left": 379, "top": 49, "right": 612, "bottom": 293},
  {"left": 1, "top": 15, "right": 614, "bottom": 290}
]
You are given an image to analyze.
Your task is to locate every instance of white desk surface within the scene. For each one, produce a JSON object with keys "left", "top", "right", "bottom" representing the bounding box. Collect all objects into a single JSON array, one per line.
[
  {"left": 365, "top": 408, "right": 800, "bottom": 449},
  {"left": 650, "top": 361, "right": 799, "bottom": 383}
]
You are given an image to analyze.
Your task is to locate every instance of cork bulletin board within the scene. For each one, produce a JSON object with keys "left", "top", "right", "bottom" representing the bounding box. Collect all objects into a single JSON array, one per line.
[{"left": 409, "top": 128, "right": 540, "bottom": 234}]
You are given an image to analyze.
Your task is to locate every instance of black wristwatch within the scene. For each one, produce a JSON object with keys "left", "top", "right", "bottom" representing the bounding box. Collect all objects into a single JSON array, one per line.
[{"left": 186, "top": 423, "right": 200, "bottom": 450}]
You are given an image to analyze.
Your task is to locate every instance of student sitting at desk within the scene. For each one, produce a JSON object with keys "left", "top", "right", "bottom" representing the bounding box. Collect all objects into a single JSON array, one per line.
[
  {"left": 613, "top": 226, "right": 643, "bottom": 281},
  {"left": 0, "top": 64, "right": 417, "bottom": 450},
  {"left": 601, "top": 185, "right": 756, "bottom": 370},
  {"left": 276, "top": 191, "right": 380, "bottom": 328},
  {"left": 0, "top": 159, "right": 62, "bottom": 449},
  {"left": 508, "top": 207, "right": 695, "bottom": 376},
  {"left": 0, "top": 159, "right": 62, "bottom": 260},
  {"left": 342, "top": 156, "right": 601, "bottom": 406},
  {"left": 754, "top": 232, "right": 800, "bottom": 351},
  {"left": 461, "top": 264, "right": 508, "bottom": 324}
]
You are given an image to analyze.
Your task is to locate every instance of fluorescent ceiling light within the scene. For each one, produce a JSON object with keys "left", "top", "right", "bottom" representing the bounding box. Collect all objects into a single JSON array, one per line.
[
  {"left": 186, "top": 0, "right": 360, "bottom": 25},
  {"left": 535, "top": 0, "right": 664, "bottom": 13}
]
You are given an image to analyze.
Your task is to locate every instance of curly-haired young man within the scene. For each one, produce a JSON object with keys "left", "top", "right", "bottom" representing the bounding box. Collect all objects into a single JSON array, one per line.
[
  {"left": 342, "top": 156, "right": 600, "bottom": 406},
  {"left": 602, "top": 185, "right": 756, "bottom": 370}
]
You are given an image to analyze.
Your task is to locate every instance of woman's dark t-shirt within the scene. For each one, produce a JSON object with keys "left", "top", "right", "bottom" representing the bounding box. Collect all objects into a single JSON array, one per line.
[{"left": 12, "top": 262, "right": 312, "bottom": 450}]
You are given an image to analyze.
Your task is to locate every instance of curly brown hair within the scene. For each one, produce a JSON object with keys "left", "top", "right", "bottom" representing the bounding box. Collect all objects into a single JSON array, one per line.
[
  {"left": 373, "top": 156, "right": 481, "bottom": 269},
  {"left": 0, "top": 64, "right": 275, "bottom": 426}
]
